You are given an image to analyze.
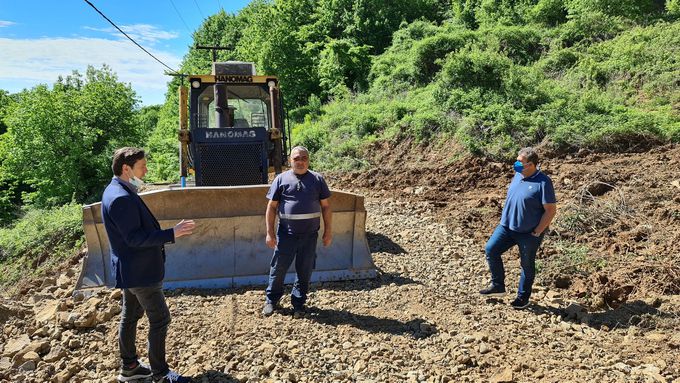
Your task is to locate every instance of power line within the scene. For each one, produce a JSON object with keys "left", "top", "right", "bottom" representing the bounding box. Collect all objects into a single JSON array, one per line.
[
  {"left": 83, "top": 0, "right": 179, "bottom": 75},
  {"left": 168, "top": 0, "right": 193, "bottom": 34},
  {"left": 193, "top": 0, "right": 205, "bottom": 19}
]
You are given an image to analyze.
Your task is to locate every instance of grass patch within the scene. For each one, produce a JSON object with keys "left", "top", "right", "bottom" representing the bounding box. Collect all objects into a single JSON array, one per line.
[{"left": 0, "top": 203, "right": 84, "bottom": 288}]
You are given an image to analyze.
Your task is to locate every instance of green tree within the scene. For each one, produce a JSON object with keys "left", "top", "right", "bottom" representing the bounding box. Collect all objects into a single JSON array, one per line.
[
  {"left": 145, "top": 86, "right": 181, "bottom": 183},
  {"left": 317, "top": 39, "right": 372, "bottom": 99},
  {"left": 0, "top": 90, "right": 12, "bottom": 134},
  {"left": 1, "top": 66, "right": 141, "bottom": 207},
  {"left": 136, "top": 104, "right": 161, "bottom": 141}
]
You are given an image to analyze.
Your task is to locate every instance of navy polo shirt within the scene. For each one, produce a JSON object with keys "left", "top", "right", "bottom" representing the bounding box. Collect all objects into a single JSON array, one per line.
[
  {"left": 500, "top": 170, "right": 556, "bottom": 233},
  {"left": 267, "top": 170, "right": 331, "bottom": 234}
]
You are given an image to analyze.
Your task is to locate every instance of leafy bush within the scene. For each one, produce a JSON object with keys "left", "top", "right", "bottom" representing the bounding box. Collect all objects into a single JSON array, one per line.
[
  {"left": 482, "top": 25, "right": 546, "bottom": 64},
  {"left": 411, "top": 28, "right": 478, "bottom": 83},
  {"left": 565, "top": 0, "right": 665, "bottom": 21},
  {"left": 476, "top": 0, "right": 536, "bottom": 26},
  {"left": 317, "top": 39, "right": 373, "bottom": 99},
  {"left": 438, "top": 48, "right": 513, "bottom": 91},
  {"left": 557, "top": 11, "right": 631, "bottom": 47},
  {"left": 669, "top": 0, "right": 680, "bottom": 16},
  {"left": 0, "top": 204, "right": 83, "bottom": 286},
  {"left": 529, "top": 0, "right": 567, "bottom": 26}
]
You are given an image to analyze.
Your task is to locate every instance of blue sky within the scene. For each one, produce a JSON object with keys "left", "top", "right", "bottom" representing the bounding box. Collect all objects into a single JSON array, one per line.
[{"left": 0, "top": 0, "right": 251, "bottom": 105}]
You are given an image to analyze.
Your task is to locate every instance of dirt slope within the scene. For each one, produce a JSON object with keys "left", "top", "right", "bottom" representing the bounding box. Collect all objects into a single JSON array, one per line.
[{"left": 332, "top": 141, "right": 680, "bottom": 307}]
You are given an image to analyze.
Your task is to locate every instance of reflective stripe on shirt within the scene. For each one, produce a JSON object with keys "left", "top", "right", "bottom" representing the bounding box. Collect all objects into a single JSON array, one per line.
[{"left": 279, "top": 212, "right": 321, "bottom": 220}]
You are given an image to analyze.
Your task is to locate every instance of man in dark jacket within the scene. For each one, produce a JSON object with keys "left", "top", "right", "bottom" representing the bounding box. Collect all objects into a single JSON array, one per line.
[{"left": 102, "top": 147, "right": 195, "bottom": 383}]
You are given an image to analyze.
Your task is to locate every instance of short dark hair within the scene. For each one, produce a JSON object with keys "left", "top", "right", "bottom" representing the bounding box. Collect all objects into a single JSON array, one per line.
[
  {"left": 518, "top": 147, "right": 539, "bottom": 165},
  {"left": 112, "top": 147, "right": 145, "bottom": 176},
  {"left": 290, "top": 146, "right": 309, "bottom": 156}
]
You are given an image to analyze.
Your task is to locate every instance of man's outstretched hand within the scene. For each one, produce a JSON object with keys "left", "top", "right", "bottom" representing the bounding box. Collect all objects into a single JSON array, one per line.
[{"left": 173, "top": 219, "right": 196, "bottom": 238}]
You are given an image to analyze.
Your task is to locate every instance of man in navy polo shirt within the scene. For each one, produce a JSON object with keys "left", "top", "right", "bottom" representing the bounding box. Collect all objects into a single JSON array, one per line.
[
  {"left": 480, "top": 147, "right": 557, "bottom": 309},
  {"left": 262, "top": 146, "right": 333, "bottom": 316}
]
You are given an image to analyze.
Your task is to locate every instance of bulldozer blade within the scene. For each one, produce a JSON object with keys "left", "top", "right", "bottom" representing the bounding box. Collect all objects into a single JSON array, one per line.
[{"left": 76, "top": 185, "right": 375, "bottom": 293}]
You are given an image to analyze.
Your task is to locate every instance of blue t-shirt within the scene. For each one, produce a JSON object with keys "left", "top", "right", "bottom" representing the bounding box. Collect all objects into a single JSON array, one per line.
[
  {"left": 266, "top": 170, "right": 331, "bottom": 234},
  {"left": 500, "top": 170, "right": 556, "bottom": 233}
]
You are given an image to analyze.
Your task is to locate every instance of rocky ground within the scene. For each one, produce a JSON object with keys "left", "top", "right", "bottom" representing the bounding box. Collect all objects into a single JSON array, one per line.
[{"left": 1, "top": 143, "right": 679, "bottom": 382}]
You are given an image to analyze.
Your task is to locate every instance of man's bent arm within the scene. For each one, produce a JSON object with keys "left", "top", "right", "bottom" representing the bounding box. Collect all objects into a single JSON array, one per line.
[
  {"left": 534, "top": 203, "right": 557, "bottom": 235},
  {"left": 266, "top": 200, "right": 279, "bottom": 248},
  {"left": 320, "top": 198, "right": 332, "bottom": 246}
]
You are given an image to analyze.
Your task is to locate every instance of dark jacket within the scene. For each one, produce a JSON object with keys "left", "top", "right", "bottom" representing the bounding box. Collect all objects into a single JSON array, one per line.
[{"left": 101, "top": 177, "right": 174, "bottom": 288}]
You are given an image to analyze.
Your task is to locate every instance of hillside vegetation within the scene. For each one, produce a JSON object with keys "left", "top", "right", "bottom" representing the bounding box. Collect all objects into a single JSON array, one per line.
[{"left": 147, "top": 0, "right": 679, "bottom": 174}]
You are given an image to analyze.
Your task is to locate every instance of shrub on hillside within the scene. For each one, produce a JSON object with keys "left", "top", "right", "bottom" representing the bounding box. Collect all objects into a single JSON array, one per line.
[
  {"left": 318, "top": 39, "right": 373, "bottom": 100},
  {"left": 529, "top": 0, "right": 568, "bottom": 26},
  {"left": 438, "top": 49, "right": 513, "bottom": 91},
  {"left": 411, "top": 29, "right": 478, "bottom": 84},
  {"left": 369, "top": 20, "right": 442, "bottom": 92},
  {"left": 481, "top": 25, "right": 547, "bottom": 65},
  {"left": 557, "top": 11, "right": 631, "bottom": 47},
  {"left": 475, "top": 0, "right": 535, "bottom": 26},
  {"left": 0, "top": 204, "right": 83, "bottom": 285},
  {"left": 669, "top": 0, "right": 680, "bottom": 16},
  {"left": 565, "top": 0, "right": 666, "bottom": 21}
]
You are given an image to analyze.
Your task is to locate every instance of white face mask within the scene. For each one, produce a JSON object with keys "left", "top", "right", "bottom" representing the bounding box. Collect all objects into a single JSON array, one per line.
[
  {"left": 129, "top": 176, "right": 144, "bottom": 188},
  {"left": 126, "top": 168, "right": 144, "bottom": 188}
]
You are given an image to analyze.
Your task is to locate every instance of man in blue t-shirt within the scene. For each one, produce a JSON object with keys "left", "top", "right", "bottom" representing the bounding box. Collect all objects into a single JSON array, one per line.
[
  {"left": 480, "top": 147, "right": 557, "bottom": 309},
  {"left": 262, "top": 146, "right": 333, "bottom": 316}
]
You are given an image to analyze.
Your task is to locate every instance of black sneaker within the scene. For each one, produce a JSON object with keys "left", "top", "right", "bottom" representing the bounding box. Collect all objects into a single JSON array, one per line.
[
  {"left": 262, "top": 302, "right": 278, "bottom": 316},
  {"left": 510, "top": 297, "right": 530, "bottom": 309},
  {"left": 154, "top": 370, "right": 192, "bottom": 383},
  {"left": 479, "top": 285, "right": 506, "bottom": 297},
  {"left": 118, "top": 361, "right": 152, "bottom": 382}
]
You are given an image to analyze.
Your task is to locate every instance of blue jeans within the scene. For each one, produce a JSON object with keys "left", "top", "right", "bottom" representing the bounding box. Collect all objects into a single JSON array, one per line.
[
  {"left": 119, "top": 282, "right": 171, "bottom": 378},
  {"left": 266, "top": 231, "right": 318, "bottom": 309},
  {"left": 485, "top": 225, "right": 544, "bottom": 300}
]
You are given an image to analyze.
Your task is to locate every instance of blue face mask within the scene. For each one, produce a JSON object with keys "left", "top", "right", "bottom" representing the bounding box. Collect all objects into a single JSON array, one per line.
[{"left": 513, "top": 161, "right": 524, "bottom": 173}]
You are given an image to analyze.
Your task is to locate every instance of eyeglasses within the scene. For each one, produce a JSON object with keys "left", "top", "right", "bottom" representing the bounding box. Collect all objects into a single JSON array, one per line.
[{"left": 292, "top": 156, "right": 309, "bottom": 162}]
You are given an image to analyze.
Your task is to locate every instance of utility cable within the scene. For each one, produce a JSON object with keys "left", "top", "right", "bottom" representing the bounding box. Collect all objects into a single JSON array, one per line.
[
  {"left": 168, "top": 0, "right": 193, "bottom": 34},
  {"left": 193, "top": 0, "right": 205, "bottom": 19},
  {"left": 83, "top": 0, "right": 180, "bottom": 74}
]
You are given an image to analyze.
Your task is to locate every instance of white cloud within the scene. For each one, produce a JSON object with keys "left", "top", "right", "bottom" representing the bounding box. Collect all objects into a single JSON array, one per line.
[
  {"left": 0, "top": 37, "right": 182, "bottom": 105},
  {"left": 84, "top": 24, "right": 179, "bottom": 45},
  {"left": 0, "top": 20, "right": 17, "bottom": 27}
]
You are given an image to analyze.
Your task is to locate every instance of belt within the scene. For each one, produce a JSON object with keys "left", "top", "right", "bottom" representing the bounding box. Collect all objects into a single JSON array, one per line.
[{"left": 279, "top": 212, "right": 321, "bottom": 220}]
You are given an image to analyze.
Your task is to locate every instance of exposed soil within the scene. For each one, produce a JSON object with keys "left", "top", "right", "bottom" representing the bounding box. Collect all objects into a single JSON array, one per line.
[
  {"left": 331, "top": 140, "right": 680, "bottom": 309},
  {"left": 1, "top": 141, "right": 679, "bottom": 382}
]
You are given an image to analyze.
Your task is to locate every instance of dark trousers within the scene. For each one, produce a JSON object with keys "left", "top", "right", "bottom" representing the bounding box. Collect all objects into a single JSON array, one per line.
[
  {"left": 266, "top": 231, "right": 319, "bottom": 309},
  {"left": 485, "top": 225, "right": 544, "bottom": 300},
  {"left": 119, "top": 282, "right": 171, "bottom": 378}
]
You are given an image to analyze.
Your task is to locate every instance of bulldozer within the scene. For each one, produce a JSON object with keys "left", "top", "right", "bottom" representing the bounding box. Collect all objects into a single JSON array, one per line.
[{"left": 75, "top": 61, "right": 375, "bottom": 293}]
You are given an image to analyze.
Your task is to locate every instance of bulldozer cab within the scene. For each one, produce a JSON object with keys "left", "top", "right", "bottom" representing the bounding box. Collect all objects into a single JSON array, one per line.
[
  {"left": 75, "top": 62, "right": 376, "bottom": 294},
  {"left": 182, "top": 62, "right": 289, "bottom": 186}
]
